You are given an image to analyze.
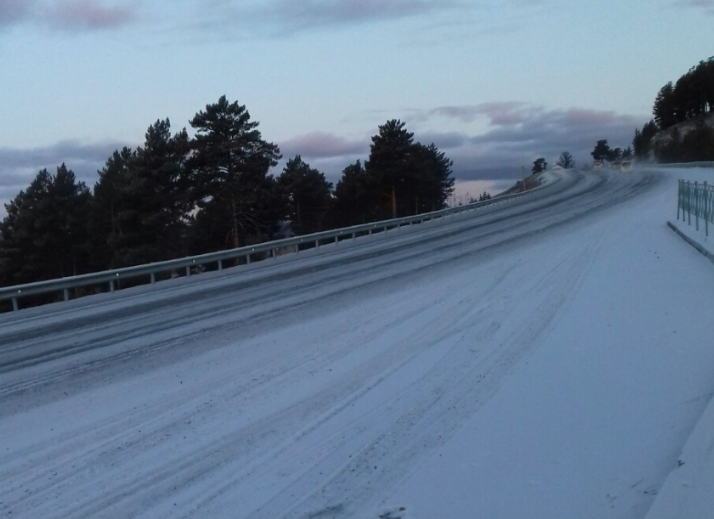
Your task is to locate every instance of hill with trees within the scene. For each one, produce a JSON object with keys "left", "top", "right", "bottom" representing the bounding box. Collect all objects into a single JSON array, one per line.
[{"left": 633, "top": 57, "right": 714, "bottom": 163}]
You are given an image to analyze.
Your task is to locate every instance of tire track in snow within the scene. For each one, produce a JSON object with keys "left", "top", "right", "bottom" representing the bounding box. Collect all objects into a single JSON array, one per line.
[{"left": 0, "top": 170, "right": 665, "bottom": 519}]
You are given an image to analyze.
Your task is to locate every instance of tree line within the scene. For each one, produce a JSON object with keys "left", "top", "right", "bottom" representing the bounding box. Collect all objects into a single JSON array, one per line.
[
  {"left": 632, "top": 57, "right": 714, "bottom": 162},
  {"left": 653, "top": 57, "right": 714, "bottom": 129},
  {"left": 0, "top": 96, "right": 455, "bottom": 288}
]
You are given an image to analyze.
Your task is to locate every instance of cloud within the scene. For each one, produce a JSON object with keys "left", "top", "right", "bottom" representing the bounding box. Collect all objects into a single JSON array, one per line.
[
  {"left": 674, "top": 0, "right": 714, "bottom": 15},
  {"left": 410, "top": 103, "right": 646, "bottom": 182},
  {"left": 191, "top": 0, "right": 466, "bottom": 37},
  {"left": 0, "top": 0, "right": 35, "bottom": 27},
  {"left": 44, "top": 0, "right": 136, "bottom": 31},
  {"left": 279, "top": 132, "right": 367, "bottom": 160},
  {"left": 274, "top": 103, "right": 646, "bottom": 185},
  {"left": 0, "top": 140, "right": 129, "bottom": 213},
  {"left": 424, "top": 102, "right": 536, "bottom": 125},
  {"left": 264, "top": 0, "right": 455, "bottom": 30},
  {"left": 0, "top": 0, "right": 136, "bottom": 32}
]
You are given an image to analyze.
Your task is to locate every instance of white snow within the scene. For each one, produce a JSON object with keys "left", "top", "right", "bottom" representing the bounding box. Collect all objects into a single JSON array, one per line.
[{"left": 0, "top": 168, "right": 713, "bottom": 519}]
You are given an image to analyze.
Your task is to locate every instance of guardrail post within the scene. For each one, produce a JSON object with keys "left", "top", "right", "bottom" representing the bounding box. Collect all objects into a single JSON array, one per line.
[
  {"left": 12, "top": 297, "right": 18, "bottom": 312},
  {"left": 246, "top": 254, "right": 251, "bottom": 265},
  {"left": 218, "top": 260, "right": 223, "bottom": 271},
  {"left": 695, "top": 182, "right": 699, "bottom": 231},
  {"left": 151, "top": 272, "right": 156, "bottom": 284},
  {"left": 705, "top": 181, "right": 710, "bottom": 237},
  {"left": 63, "top": 288, "right": 69, "bottom": 302},
  {"left": 110, "top": 279, "right": 115, "bottom": 292}
]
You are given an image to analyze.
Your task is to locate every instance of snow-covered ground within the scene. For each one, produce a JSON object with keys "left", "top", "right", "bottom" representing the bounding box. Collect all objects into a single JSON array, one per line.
[
  {"left": 643, "top": 166, "right": 714, "bottom": 519},
  {"left": 1, "top": 168, "right": 713, "bottom": 519}
]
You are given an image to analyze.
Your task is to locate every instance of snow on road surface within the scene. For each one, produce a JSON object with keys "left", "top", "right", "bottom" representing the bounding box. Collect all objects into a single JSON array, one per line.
[{"left": 1, "top": 168, "right": 713, "bottom": 519}]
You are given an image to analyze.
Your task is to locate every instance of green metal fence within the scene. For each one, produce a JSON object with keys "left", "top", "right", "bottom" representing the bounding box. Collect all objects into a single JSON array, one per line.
[{"left": 678, "top": 179, "right": 714, "bottom": 237}]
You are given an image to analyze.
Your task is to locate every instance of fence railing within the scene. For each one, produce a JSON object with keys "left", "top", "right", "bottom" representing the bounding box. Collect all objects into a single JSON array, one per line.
[
  {"left": 678, "top": 179, "right": 714, "bottom": 237},
  {"left": 0, "top": 174, "right": 559, "bottom": 313}
]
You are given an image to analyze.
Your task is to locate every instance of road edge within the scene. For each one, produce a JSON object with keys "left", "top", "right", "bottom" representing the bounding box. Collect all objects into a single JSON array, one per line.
[
  {"left": 666, "top": 221, "right": 714, "bottom": 266},
  {"left": 643, "top": 393, "right": 714, "bottom": 519},
  {"left": 644, "top": 222, "right": 714, "bottom": 519}
]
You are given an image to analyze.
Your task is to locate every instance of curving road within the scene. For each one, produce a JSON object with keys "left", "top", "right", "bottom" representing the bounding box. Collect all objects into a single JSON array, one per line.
[{"left": 4, "top": 168, "right": 710, "bottom": 519}]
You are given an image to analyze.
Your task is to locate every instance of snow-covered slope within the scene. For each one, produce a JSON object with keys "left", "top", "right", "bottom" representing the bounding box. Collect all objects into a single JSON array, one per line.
[{"left": 1, "top": 169, "right": 713, "bottom": 519}]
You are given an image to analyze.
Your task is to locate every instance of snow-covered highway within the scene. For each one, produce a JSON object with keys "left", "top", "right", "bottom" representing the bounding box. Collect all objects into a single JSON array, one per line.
[{"left": 1, "top": 168, "right": 713, "bottom": 519}]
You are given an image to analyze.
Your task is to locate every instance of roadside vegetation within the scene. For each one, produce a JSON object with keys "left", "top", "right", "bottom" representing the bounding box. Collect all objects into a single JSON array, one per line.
[{"left": 0, "top": 97, "right": 455, "bottom": 287}]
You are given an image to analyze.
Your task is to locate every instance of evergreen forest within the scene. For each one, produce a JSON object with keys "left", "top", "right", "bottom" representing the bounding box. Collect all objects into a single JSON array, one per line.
[{"left": 0, "top": 97, "right": 455, "bottom": 288}]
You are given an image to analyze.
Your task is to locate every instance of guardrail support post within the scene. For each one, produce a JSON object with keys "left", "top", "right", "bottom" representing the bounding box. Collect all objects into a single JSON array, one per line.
[
  {"left": 151, "top": 273, "right": 156, "bottom": 284},
  {"left": 705, "top": 182, "right": 709, "bottom": 237},
  {"left": 63, "top": 288, "right": 69, "bottom": 302},
  {"left": 186, "top": 266, "right": 191, "bottom": 277},
  {"left": 110, "top": 280, "right": 115, "bottom": 293},
  {"left": 218, "top": 260, "right": 223, "bottom": 271},
  {"left": 246, "top": 254, "right": 251, "bottom": 265},
  {"left": 12, "top": 297, "right": 18, "bottom": 312}
]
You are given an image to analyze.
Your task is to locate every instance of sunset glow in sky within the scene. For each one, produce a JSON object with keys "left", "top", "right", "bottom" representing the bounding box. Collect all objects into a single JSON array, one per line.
[{"left": 1, "top": 0, "right": 713, "bottom": 206}]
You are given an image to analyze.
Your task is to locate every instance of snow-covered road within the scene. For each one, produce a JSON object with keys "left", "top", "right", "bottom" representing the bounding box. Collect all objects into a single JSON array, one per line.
[{"left": 1, "top": 168, "right": 713, "bottom": 519}]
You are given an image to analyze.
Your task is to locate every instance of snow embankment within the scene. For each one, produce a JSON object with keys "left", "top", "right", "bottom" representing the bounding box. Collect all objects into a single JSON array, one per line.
[
  {"left": 646, "top": 166, "right": 714, "bottom": 519},
  {"left": 645, "top": 396, "right": 714, "bottom": 519}
]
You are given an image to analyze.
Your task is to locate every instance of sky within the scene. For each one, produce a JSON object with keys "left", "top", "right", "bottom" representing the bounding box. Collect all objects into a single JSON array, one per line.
[{"left": 1, "top": 0, "right": 713, "bottom": 209}]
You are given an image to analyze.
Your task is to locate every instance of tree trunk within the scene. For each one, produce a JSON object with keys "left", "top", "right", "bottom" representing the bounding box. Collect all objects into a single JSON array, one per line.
[{"left": 231, "top": 197, "right": 239, "bottom": 249}]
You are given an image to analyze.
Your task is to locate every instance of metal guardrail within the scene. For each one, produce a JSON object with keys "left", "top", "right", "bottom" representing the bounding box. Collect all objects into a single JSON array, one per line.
[
  {"left": 653, "top": 161, "right": 714, "bottom": 169},
  {"left": 0, "top": 175, "right": 558, "bottom": 312},
  {"left": 678, "top": 179, "right": 714, "bottom": 237}
]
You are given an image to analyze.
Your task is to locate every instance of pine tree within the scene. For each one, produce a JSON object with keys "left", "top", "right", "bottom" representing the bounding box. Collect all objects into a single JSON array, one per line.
[
  {"left": 0, "top": 165, "right": 91, "bottom": 287},
  {"left": 330, "top": 160, "right": 373, "bottom": 227},
  {"left": 365, "top": 120, "right": 415, "bottom": 219},
  {"left": 556, "top": 152, "right": 575, "bottom": 169},
  {"left": 277, "top": 156, "right": 333, "bottom": 235},
  {"left": 189, "top": 96, "right": 281, "bottom": 250}
]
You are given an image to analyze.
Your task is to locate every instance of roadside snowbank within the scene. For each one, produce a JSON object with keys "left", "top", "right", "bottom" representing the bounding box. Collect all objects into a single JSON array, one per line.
[
  {"left": 645, "top": 166, "right": 714, "bottom": 519},
  {"left": 645, "top": 395, "right": 714, "bottom": 519}
]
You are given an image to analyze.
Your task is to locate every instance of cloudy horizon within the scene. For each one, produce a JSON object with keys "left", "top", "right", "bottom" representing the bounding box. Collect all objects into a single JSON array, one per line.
[{"left": 1, "top": 0, "right": 712, "bottom": 212}]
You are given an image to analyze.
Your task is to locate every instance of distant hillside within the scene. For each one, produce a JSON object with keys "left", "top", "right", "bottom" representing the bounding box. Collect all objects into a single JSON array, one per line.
[
  {"left": 652, "top": 112, "right": 714, "bottom": 147},
  {"left": 652, "top": 112, "right": 714, "bottom": 163}
]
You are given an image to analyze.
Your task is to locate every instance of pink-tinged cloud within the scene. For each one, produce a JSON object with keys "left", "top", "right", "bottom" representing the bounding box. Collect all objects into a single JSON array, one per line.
[
  {"left": 407, "top": 103, "right": 647, "bottom": 182},
  {"left": 44, "top": 0, "right": 136, "bottom": 31},
  {"left": 0, "top": 0, "right": 36, "bottom": 26},
  {"left": 279, "top": 132, "right": 367, "bottom": 159},
  {"left": 427, "top": 102, "right": 539, "bottom": 126}
]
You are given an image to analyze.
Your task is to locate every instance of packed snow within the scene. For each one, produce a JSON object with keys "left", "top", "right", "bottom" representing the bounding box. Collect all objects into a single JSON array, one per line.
[{"left": 1, "top": 168, "right": 713, "bottom": 519}]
